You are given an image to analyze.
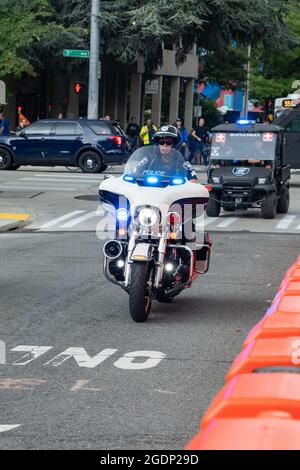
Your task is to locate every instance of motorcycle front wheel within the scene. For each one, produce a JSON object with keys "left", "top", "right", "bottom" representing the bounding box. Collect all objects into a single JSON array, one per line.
[{"left": 129, "top": 262, "right": 153, "bottom": 322}]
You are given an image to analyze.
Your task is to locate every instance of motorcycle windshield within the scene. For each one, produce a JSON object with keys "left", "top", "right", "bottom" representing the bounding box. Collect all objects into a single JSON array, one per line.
[{"left": 124, "top": 146, "right": 188, "bottom": 181}]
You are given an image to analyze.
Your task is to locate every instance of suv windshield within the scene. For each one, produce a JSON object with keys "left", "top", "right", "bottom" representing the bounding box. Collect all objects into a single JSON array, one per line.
[
  {"left": 124, "top": 146, "right": 188, "bottom": 179},
  {"left": 210, "top": 132, "right": 277, "bottom": 161}
]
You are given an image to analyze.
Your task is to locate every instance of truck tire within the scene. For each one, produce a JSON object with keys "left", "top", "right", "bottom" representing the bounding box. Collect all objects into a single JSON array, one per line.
[
  {"left": 0, "top": 148, "right": 13, "bottom": 170},
  {"left": 206, "top": 192, "right": 221, "bottom": 217},
  {"left": 78, "top": 151, "right": 103, "bottom": 173},
  {"left": 261, "top": 192, "right": 277, "bottom": 219},
  {"left": 277, "top": 187, "right": 290, "bottom": 214},
  {"left": 129, "top": 262, "right": 153, "bottom": 322}
]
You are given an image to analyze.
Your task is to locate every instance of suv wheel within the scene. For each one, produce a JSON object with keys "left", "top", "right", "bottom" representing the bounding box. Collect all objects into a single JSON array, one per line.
[
  {"left": 78, "top": 151, "right": 103, "bottom": 173},
  {"left": 206, "top": 192, "right": 221, "bottom": 217},
  {"left": 277, "top": 187, "right": 290, "bottom": 214},
  {"left": 0, "top": 148, "right": 13, "bottom": 170},
  {"left": 261, "top": 192, "right": 277, "bottom": 219}
]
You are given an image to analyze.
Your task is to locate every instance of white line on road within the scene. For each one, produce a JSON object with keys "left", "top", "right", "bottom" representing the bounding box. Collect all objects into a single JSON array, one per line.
[
  {"left": 1, "top": 185, "right": 77, "bottom": 192},
  {"left": 0, "top": 425, "right": 21, "bottom": 433},
  {"left": 276, "top": 215, "right": 297, "bottom": 230},
  {"left": 40, "top": 211, "right": 86, "bottom": 229},
  {"left": 20, "top": 177, "right": 102, "bottom": 184},
  {"left": 216, "top": 217, "right": 239, "bottom": 228},
  {"left": 204, "top": 217, "right": 220, "bottom": 227},
  {"left": 34, "top": 173, "right": 105, "bottom": 180},
  {"left": 60, "top": 211, "right": 99, "bottom": 228}
]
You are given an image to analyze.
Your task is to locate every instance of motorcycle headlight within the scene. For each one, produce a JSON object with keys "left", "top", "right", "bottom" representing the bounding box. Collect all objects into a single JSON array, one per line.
[
  {"left": 137, "top": 207, "right": 159, "bottom": 228},
  {"left": 213, "top": 177, "right": 220, "bottom": 184}
]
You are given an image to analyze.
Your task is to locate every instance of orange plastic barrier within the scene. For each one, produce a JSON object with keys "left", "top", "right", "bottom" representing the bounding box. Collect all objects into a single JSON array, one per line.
[
  {"left": 186, "top": 414, "right": 300, "bottom": 450},
  {"left": 244, "top": 314, "right": 300, "bottom": 346},
  {"left": 273, "top": 281, "right": 300, "bottom": 303},
  {"left": 185, "top": 254, "right": 300, "bottom": 450},
  {"left": 226, "top": 337, "right": 300, "bottom": 382},
  {"left": 201, "top": 373, "right": 300, "bottom": 428}
]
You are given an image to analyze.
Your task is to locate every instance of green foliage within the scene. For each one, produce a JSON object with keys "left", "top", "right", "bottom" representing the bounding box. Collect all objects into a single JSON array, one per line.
[
  {"left": 249, "top": 2, "right": 300, "bottom": 103},
  {"left": 199, "top": 98, "right": 222, "bottom": 128},
  {"left": 0, "top": 0, "right": 298, "bottom": 90}
]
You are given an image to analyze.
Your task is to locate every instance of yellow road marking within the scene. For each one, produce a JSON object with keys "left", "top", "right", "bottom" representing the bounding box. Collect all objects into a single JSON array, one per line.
[{"left": 0, "top": 213, "right": 30, "bottom": 221}]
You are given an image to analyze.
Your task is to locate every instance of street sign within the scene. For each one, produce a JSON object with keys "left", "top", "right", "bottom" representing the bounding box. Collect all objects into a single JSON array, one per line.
[
  {"left": 145, "top": 80, "right": 159, "bottom": 95},
  {"left": 0, "top": 80, "right": 6, "bottom": 104},
  {"left": 63, "top": 49, "right": 90, "bottom": 59}
]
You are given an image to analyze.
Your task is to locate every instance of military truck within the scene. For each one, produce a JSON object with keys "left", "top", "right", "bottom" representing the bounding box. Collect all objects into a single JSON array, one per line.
[
  {"left": 206, "top": 121, "right": 291, "bottom": 219},
  {"left": 273, "top": 106, "right": 300, "bottom": 170}
]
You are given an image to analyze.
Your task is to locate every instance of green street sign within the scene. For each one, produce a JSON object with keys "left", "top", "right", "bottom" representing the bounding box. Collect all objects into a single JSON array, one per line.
[{"left": 63, "top": 49, "right": 90, "bottom": 59}]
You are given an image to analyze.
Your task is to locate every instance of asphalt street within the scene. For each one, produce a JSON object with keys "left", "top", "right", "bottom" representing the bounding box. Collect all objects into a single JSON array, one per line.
[
  {"left": 0, "top": 230, "right": 299, "bottom": 449},
  {"left": 0, "top": 167, "right": 300, "bottom": 233}
]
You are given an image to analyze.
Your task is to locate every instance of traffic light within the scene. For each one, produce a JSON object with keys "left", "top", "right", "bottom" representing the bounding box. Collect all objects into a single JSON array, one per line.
[{"left": 74, "top": 82, "right": 86, "bottom": 94}]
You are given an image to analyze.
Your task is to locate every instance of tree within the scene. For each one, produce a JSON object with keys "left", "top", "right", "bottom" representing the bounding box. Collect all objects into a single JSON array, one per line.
[
  {"left": 0, "top": 0, "right": 88, "bottom": 79},
  {"left": 250, "top": 2, "right": 300, "bottom": 103}
]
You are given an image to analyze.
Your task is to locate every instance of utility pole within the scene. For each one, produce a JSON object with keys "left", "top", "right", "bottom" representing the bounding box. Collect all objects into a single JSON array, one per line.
[
  {"left": 242, "top": 45, "right": 251, "bottom": 119},
  {"left": 88, "top": 0, "right": 100, "bottom": 119}
]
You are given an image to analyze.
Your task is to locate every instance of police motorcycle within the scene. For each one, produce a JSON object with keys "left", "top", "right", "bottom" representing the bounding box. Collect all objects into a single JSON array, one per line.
[{"left": 99, "top": 126, "right": 212, "bottom": 322}]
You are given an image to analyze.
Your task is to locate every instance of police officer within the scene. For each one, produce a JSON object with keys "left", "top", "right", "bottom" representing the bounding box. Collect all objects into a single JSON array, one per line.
[{"left": 148, "top": 125, "right": 198, "bottom": 182}]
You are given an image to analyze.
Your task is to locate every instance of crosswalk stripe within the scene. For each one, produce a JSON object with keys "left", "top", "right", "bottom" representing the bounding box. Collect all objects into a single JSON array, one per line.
[
  {"left": 60, "top": 211, "right": 99, "bottom": 228},
  {"left": 204, "top": 217, "right": 220, "bottom": 227},
  {"left": 0, "top": 185, "right": 76, "bottom": 192},
  {"left": 20, "top": 177, "right": 102, "bottom": 184},
  {"left": 216, "top": 217, "right": 239, "bottom": 228},
  {"left": 276, "top": 215, "right": 297, "bottom": 230},
  {"left": 40, "top": 211, "right": 86, "bottom": 229},
  {"left": 33, "top": 173, "right": 104, "bottom": 180}
]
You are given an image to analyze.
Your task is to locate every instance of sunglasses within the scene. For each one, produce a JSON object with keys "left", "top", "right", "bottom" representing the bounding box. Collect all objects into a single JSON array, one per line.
[{"left": 159, "top": 139, "right": 173, "bottom": 146}]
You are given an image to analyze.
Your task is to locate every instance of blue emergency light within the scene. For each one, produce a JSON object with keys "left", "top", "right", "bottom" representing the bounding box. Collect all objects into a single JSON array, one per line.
[
  {"left": 146, "top": 176, "right": 159, "bottom": 185},
  {"left": 237, "top": 119, "right": 256, "bottom": 125}
]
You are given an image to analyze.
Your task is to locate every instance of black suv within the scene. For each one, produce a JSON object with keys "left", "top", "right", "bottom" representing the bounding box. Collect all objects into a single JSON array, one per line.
[
  {"left": 206, "top": 122, "right": 291, "bottom": 219},
  {"left": 0, "top": 119, "right": 129, "bottom": 173}
]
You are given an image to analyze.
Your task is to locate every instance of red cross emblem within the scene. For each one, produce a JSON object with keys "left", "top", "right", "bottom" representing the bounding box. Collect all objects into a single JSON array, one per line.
[
  {"left": 216, "top": 133, "right": 226, "bottom": 143},
  {"left": 263, "top": 132, "right": 273, "bottom": 142}
]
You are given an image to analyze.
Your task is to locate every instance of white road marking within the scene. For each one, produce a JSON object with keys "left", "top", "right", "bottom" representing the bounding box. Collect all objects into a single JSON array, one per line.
[
  {"left": 0, "top": 425, "right": 21, "bottom": 433},
  {"left": 204, "top": 217, "right": 219, "bottom": 227},
  {"left": 20, "top": 177, "right": 101, "bottom": 184},
  {"left": 60, "top": 211, "right": 98, "bottom": 228},
  {"left": 34, "top": 173, "right": 104, "bottom": 180},
  {"left": 113, "top": 351, "right": 167, "bottom": 370},
  {"left": 216, "top": 217, "right": 239, "bottom": 228},
  {"left": 0, "top": 185, "right": 76, "bottom": 192},
  {"left": 276, "top": 215, "right": 297, "bottom": 230},
  {"left": 39, "top": 211, "right": 85, "bottom": 229},
  {"left": 11, "top": 346, "right": 53, "bottom": 365},
  {"left": 43, "top": 348, "right": 118, "bottom": 368}
]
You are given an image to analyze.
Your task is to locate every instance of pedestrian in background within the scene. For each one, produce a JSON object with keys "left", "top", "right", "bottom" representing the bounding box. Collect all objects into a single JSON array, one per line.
[
  {"left": 126, "top": 117, "right": 140, "bottom": 152},
  {"left": 174, "top": 117, "right": 188, "bottom": 158},
  {"left": 192, "top": 117, "right": 210, "bottom": 165},
  {"left": 57, "top": 113, "right": 63, "bottom": 119},
  {"left": 188, "top": 129, "right": 200, "bottom": 164},
  {"left": 0, "top": 112, "right": 10, "bottom": 136},
  {"left": 139, "top": 117, "right": 157, "bottom": 146}
]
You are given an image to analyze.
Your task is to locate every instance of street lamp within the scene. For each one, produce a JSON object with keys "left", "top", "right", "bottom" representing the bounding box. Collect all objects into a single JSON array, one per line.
[
  {"left": 88, "top": 0, "right": 100, "bottom": 119},
  {"left": 242, "top": 45, "right": 251, "bottom": 119}
]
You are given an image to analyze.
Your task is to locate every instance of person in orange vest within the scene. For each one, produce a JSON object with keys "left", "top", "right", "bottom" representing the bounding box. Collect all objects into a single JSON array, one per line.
[
  {"left": 139, "top": 117, "right": 157, "bottom": 145},
  {"left": 17, "top": 107, "right": 30, "bottom": 129}
]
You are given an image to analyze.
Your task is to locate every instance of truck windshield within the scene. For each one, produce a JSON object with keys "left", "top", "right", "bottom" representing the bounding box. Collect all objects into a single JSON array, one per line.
[{"left": 210, "top": 132, "right": 277, "bottom": 161}]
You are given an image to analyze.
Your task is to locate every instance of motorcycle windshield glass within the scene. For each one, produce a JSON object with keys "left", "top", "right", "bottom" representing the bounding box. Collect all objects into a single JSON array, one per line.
[
  {"left": 210, "top": 132, "right": 277, "bottom": 161},
  {"left": 124, "top": 146, "right": 188, "bottom": 179}
]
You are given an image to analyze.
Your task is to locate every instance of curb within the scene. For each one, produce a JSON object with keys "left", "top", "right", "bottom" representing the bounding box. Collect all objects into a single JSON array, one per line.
[{"left": 0, "top": 217, "right": 31, "bottom": 233}]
